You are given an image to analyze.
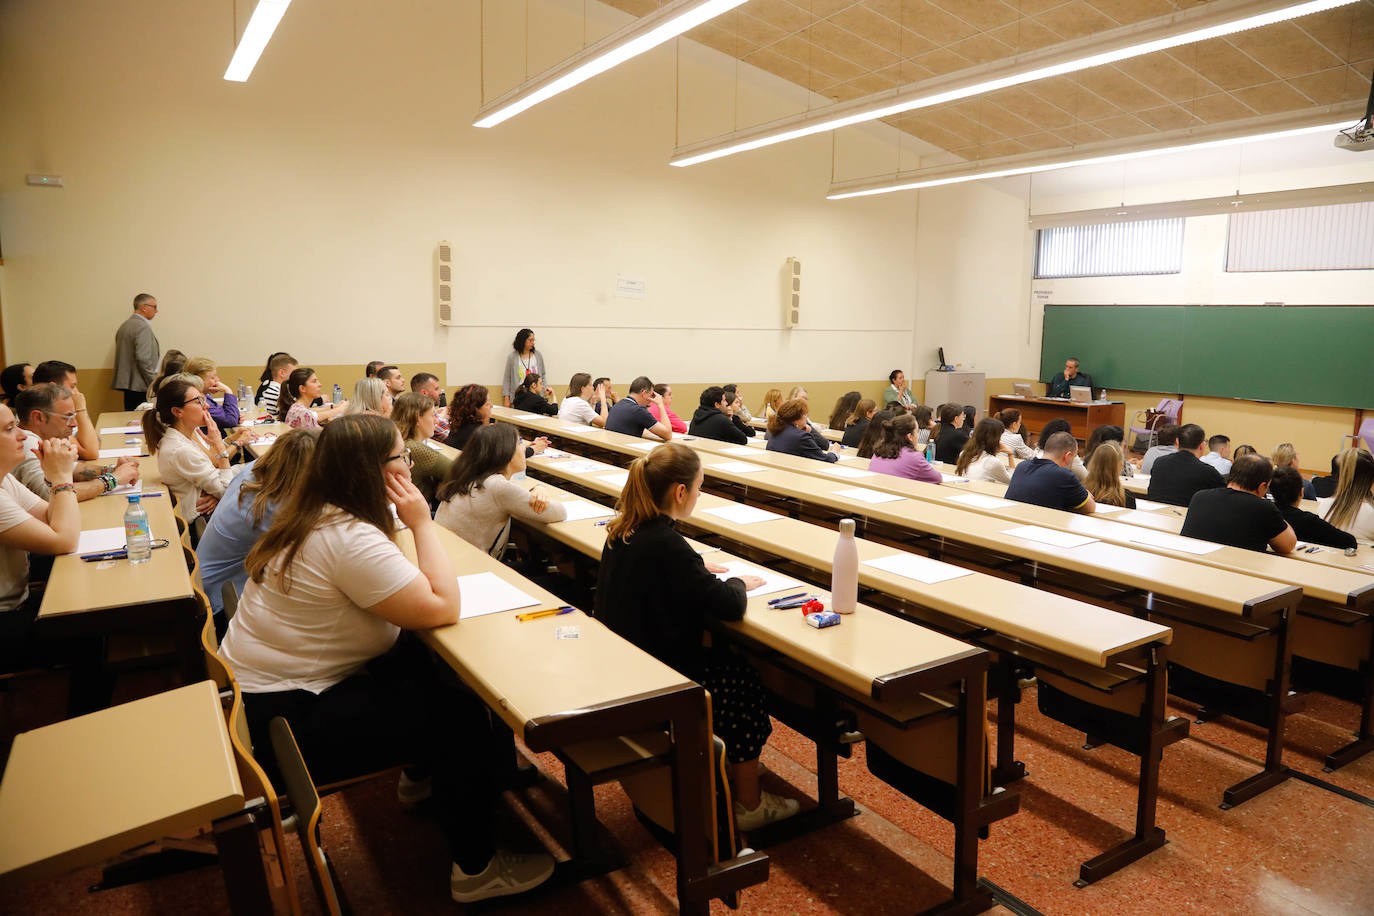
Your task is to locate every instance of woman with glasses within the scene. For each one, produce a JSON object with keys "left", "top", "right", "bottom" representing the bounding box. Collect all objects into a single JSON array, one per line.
[
  {"left": 435, "top": 423, "right": 565, "bottom": 558},
  {"left": 392, "top": 392, "right": 452, "bottom": 506},
  {"left": 278, "top": 367, "right": 348, "bottom": 429},
  {"left": 143, "top": 375, "right": 254, "bottom": 517},
  {"left": 220, "top": 414, "right": 555, "bottom": 903}
]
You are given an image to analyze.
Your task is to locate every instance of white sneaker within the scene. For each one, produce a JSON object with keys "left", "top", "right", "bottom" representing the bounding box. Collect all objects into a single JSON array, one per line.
[
  {"left": 734, "top": 791, "right": 800, "bottom": 832},
  {"left": 396, "top": 771, "right": 432, "bottom": 807},
  {"left": 450, "top": 849, "right": 556, "bottom": 903}
]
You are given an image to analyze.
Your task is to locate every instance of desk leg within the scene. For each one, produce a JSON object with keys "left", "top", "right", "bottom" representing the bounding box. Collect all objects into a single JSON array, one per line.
[
  {"left": 670, "top": 687, "right": 715, "bottom": 916},
  {"left": 1223, "top": 607, "right": 1293, "bottom": 807},
  {"left": 1324, "top": 620, "right": 1374, "bottom": 771},
  {"left": 991, "top": 663, "right": 1024, "bottom": 785},
  {"left": 213, "top": 810, "right": 276, "bottom": 916}
]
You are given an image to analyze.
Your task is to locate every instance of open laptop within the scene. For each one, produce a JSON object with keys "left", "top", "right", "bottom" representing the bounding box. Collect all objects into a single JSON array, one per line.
[
  {"left": 1012, "top": 382, "right": 1032, "bottom": 397},
  {"left": 1069, "top": 386, "right": 1093, "bottom": 403}
]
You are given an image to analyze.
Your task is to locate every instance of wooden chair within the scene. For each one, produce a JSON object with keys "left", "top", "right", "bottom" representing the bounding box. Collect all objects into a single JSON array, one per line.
[
  {"left": 221, "top": 581, "right": 240, "bottom": 622},
  {"left": 269, "top": 717, "right": 349, "bottom": 916}
]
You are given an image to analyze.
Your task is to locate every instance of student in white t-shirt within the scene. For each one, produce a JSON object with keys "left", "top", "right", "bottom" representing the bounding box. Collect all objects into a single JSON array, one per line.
[
  {"left": 0, "top": 403, "right": 81, "bottom": 672},
  {"left": 954, "top": 417, "right": 1014, "bottom": 484},
  {"left": 556, "top": 372, "right": 609, "bottom": 428},
  {"left": 218, "top": 414, "right": 554, "bottom": 903}
]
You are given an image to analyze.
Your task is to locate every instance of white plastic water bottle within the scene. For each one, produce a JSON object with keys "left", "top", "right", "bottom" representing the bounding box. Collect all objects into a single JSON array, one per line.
[
  {"left": 237, "top": 377, "right": 248, "bottom": 407},
  {"left": 831, "top": 518, "right": 858, "bottom": 614},
  {"left": 332, "top": 383, "right": 343, "bottom": 405},
  {"left": 124, "top": 494, "right": 152, "bottom": 565}
]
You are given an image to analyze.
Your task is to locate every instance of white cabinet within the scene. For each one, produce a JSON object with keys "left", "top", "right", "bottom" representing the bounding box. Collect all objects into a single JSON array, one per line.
[{"left": 924, "top": 370, "right": 986, "bottom": 410}]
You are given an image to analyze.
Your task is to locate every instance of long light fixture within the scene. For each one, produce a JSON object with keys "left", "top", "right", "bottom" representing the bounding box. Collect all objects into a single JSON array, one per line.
[
  {"left": 223, "top": 0, "right": 293, "bottom": 82},
  {"left": 474, "top": 0, "right": 748, "bottom": 128},
  {"left": 825, "top": 106, "right": 1362, "bottom": 199},
  {"left": 670, "top": 0, "right": 1358, "bottom": 167}
]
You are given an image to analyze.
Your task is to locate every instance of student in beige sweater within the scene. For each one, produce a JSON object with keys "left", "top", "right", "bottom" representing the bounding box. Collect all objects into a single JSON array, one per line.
[{"left": 434, "top": 423, "right": 566, "bottom": 556}]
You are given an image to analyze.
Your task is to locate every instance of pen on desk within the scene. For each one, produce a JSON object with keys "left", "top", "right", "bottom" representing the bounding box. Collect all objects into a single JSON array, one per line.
[
  {"left": 594, "top": 519, "right": 610, "bottom": 526},
  {"left": 516, "top": 606, "right": 575, "bottom": 622},
  {"left": 767, "top": 592, "right": 806, "bottom": 606}
]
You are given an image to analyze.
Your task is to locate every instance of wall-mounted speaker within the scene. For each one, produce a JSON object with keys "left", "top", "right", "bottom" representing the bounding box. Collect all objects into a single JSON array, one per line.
[
  {"left": 436, "top": 241, "right": 455, "bottom": 326},
  {"left": 785, "top": 257, "right": 801, "bottom": 328}
]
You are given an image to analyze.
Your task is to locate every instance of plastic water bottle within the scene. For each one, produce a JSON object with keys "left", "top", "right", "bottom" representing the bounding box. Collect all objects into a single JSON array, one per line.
[
  {"left": 332, "top": 383, "right": 343, "bottom": 405},
  {"left": 237, "top": 377, "right": 248, "bottom": 406},
  {"left": 124, "top": 494, "right": 152, "bottom": 565},
  {"left": 831, "top": 518, "right": 858, "bottom": 614},
  {"left": 925, "top": 441, "right": 935, "bottom": 463}
]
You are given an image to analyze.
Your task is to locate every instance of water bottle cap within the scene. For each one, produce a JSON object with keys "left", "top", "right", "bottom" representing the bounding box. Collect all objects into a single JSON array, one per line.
[
  {"left": 126, "top": 493, "right": 141, "bottom": 503},
  {"left": 839, "top": 518, "right": 856, "bottom": 534}
]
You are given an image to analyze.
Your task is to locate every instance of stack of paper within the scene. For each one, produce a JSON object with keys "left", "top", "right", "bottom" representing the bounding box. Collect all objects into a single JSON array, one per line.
[{"left": 455, "top": 572, "right": 540, "bottom": 619}]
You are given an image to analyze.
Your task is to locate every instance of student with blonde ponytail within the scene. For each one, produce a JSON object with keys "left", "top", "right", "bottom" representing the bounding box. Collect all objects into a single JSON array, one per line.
[{"left": 596, "top": 444, "right": 800, "bottom": 832}]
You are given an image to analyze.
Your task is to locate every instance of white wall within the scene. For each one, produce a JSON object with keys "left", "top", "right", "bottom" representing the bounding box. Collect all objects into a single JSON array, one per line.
[{"left": 0, "top": 0, "right": 920, "bottom": 387}]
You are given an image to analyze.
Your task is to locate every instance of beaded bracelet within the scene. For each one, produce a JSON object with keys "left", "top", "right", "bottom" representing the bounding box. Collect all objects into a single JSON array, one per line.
[
  {"left": 101, "top": 472, "right": 118, "bottom": 492},
  {"left": 50, "top": 483, "right": 76, "bottom": 496}
]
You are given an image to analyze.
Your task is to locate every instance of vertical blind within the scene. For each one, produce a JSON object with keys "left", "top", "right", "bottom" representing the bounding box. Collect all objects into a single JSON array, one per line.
[
  {"left": 1227, "top": 200, "right": 1374, "bottom": 272},
  {"left": 1034, "top": 218, "right": 1184, "bottom": 279}
]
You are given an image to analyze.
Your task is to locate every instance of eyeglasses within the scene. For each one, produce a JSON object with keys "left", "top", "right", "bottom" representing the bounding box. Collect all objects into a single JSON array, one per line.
[
  {"left": 386, "top": 448, "right": 413, "bottom": 468},
  {"left": 181, "top": 396, "right": 208, "bottom": 407},
  {"left": 41, "top": 410, "right": 78, "bottom": 422}
]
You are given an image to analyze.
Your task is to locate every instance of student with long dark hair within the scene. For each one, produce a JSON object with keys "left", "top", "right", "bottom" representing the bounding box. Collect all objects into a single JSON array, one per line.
[
  {"left": 511, "top": 373, "right": 557, "bottom": 416},
  {"left": 955, "top": 417, "right": 1012, "bottom": 483},
  {"left": 855, "top": 409, "right": 897, "bottom": 459},
  {"left": 220, "top": 414, "right": 554, "bottom": 902},
  {"left": 0, "top": 363, "right": 32, "bottom": 405},
  {"left": 932, "top": 403, "right": 969, "bottom": 464},
  {"left": 869, "top": 413, "right": 942, "bottom": 483},
  {"left": 840, "top": 398, "right": 876, "bottom": 448},
  {"left": 827, "top": 390, "right": 862, "bottom": 431},
  {"left": 277, "top": 367, "right": 348, "bottom": 429},
  {"left": 596, "top": 443, "right": 799, "bottom": 831}
]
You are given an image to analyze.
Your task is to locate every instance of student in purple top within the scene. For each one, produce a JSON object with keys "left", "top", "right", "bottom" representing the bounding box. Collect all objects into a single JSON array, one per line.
[
  {"left": 868, "top": 413, "right": 942, "bottom": 483},
  {"left": 766, "top": 398, "right": 840, "bottom": 463},
  {"left": 184, "top": 357, "right": 240, "bottom": 432}
]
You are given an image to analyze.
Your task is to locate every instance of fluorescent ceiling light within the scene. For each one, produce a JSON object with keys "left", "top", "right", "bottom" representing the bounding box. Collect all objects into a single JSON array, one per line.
[
  {"left": 671, "top": 0, "right": 1358, "bottom": 167},
  {"left": 223, "top": 0, "right": 293, "bottom": 82},
  {"left": 474, "top": 0, "right": 748, "bottom": 128},
  {"left": 826, "top": 106, "right": 1361, "bottom": 199}
]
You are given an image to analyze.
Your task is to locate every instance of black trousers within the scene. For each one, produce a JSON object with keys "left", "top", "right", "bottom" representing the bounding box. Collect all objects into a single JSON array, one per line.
[
  {"left": 241, "top": 637, "right": 500, "bottom": 871},
  {"left": 122, "top": 389, "right": 145, "bottom": 410}
]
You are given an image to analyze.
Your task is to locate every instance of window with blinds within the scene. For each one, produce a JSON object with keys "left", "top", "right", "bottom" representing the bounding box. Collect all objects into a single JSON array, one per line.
[
  {"left": 1226, "top": 200, "right": 1374, "bottom": 272},
  {"left": 1033, "top": 218, "right": 1184, "bottom": 279}
]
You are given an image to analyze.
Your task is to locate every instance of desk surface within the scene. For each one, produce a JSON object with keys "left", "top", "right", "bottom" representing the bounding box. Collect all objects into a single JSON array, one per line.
[
  {"left": 0, "top": 681, "right": 243, "bottom": 885},
  {"left": 747, "top": 415, "right": 843, "bottom": 442}
]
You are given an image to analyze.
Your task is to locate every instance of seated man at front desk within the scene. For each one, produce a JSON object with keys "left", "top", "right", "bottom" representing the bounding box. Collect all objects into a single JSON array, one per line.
[{"left": 1046, "top": 357, "right": 1095, "bottom": 398}]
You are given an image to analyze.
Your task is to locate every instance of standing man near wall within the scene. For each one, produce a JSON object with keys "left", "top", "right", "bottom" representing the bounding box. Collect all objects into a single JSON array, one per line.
[{"left": 112, "top": 293, "right": 161, "bottom": 410}]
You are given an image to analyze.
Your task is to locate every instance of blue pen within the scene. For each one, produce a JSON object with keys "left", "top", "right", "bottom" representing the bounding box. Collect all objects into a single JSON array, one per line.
[
  {"left": 594, "top": 519, "right": 610, "bottom": 526},
  {"left": 767, "top": 592, "right": 806, "bottom": 606}
]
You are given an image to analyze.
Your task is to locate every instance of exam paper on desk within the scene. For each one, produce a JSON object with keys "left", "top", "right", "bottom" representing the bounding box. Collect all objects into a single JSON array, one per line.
[
  {"left": 711, "top": 561, "right": 806, "bottom": 598},
  {"left": 456, "top": 571, "right": 540, "bottom": 619}
]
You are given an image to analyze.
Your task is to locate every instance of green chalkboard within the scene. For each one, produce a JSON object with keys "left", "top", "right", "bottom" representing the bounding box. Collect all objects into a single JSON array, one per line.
[{"left": 1041, "top": 305, "right": 1374, "bottom": 409}]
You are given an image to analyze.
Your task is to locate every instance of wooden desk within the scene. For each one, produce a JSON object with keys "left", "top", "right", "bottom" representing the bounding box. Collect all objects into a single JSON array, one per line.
[
  {"left": 988, "top": 395, "right": 1124, "bottom": 442},
  {"left": 746, "top": 415, "right": 843, "bottom": 442},
  {"left": 0, "top": 681, "right": 243, "bottom": 885}
]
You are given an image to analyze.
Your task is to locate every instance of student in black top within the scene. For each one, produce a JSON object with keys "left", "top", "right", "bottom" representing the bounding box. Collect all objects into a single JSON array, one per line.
[
  {"left": 605, "top": 376, "right": 672, "bottom": 440},
  {"left": 1270, "top": 465, "right": 1355, "bottom": 550},
  {"left": 509, "top": 373, "right": 557, "bottom": 416},
  {"left": 840, "top": 398, "right": 876, "bottom": 448},
  {"left": 1311, "top": 453, "right": 1341, "bottom": 499},
  {"left": 1005, "top": 431, "right": 1096, "bottom": 514},
  {"left": 688, "top": 386, "right": 750, "bottom": 444},
  {"left": 1180, "top": 455, "right": 1295, "bottom": 554},
  {"left": 766, "top": 398, "right": 840, "bottom": 463},
  {"left": 932, "top": 403, "right": 969, "bottom": 464},
  {"left": 724, "top": 388, "right": 755, "bottom": 439},
  {"left": 855, "top": 409, "right": 897, "bottom": 459},
  {"left": 1146, "top": 424, "right": 1224, "bottom": 507},
  {"left": 595, "top": 444, "right": 799, "bottom": 831},
  {"left": 446, "top": 383, "right": 549, "bottom": 456}
]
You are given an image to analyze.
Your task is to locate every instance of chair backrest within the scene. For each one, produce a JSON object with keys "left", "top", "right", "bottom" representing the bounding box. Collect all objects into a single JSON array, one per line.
[
  {"left": 1159, "top": 398, "right": 1183, "bottom": 423},
  {"left": 1360, "top": 418, "right": 1374, "bottom": 454},
  {"left": 221, "top": 581, "right": 241, "bottom": 622},
  {"left": 191, "top": 514, "right": 208, "bottom": 548},
  {"left": 270, "top": 717, "right": 347, "bottom": 916}
]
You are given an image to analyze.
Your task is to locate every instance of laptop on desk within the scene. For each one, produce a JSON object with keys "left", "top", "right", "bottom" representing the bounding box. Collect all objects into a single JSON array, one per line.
[
  {"left": 1012, "top": 382, "right": 1032, "bottom": 398},
  {"left": 1069, "top": 386, "right": 1093, "bottom": 403}
]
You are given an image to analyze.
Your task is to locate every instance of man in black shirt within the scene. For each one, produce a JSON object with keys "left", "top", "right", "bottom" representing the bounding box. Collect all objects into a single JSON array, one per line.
[
  {"left": 1270, "top": 465, "right": 1356, "bottom": 549},
  {"left": 1147, "top": 424, "right": 1224, "bottom": 507},
  {"left": 1046, "top": 357, "right": 1094, "bottom": 398},
  {"left": 688, "top": 386, "right": 750, "bottom": 445},
  {"left": 1180, "top": 455, "right": 1296, "bottom": 554},
  {"left": 1005, "top": 431, "right": 1096, "bottom": 514}
]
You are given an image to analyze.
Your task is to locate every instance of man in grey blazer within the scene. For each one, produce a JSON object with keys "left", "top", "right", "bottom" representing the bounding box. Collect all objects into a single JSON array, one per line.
[{"left": 112, "top": 293, "right": 160, "bottom": 409}]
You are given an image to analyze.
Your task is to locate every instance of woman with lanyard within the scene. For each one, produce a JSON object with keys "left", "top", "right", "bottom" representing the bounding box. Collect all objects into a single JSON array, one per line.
[{"left": 501, "top": 329, "right": 549, "bottom": 408}]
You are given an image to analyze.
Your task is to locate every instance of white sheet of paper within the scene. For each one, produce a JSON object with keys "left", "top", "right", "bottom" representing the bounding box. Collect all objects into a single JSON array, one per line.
[
  {"left": 251, "top": 435, "right": 278, "bottom": 447},
  {"left": 1115, "top": 510, "right": 1161, "bottom": 524},
  {"left": 711, "top": 461, "right": 769, "bottom": 474},
  {"left": 711, "top": 560, "right": 805, "bottom": 598},
  {"left": 1001, "top": 525, "right": 1098, "bottom": 549},
  {"left": 832, "top": 487, "right": 905, "bottom": 504},
  {"left": 862, "top": 553, "right": 972, "bottom": 585},
  {"left": 557, "top": 500, "right": 616, "bottom": 522},
  {"left": 1093, "top": 503, "right": 1128, "bottom": 514},
  {"left": 558, "top": 424, "right": 591, "bottom": 433},
  {"left": 594, "top": 471, "right": 629, "bottom": 487},
  {"left": 97, "top": 447, "right": 144, "bottom": 458},
  {"left": 74, "top": 527, "right": 128, "bottom": 554},
  {"left": 1128, "top": 530, "right": 1224, "bottom": 555},
  {"left": 946, "top": 492, "right": 1015, "bottom": 509},
  {"left": 540, "top": 448, "right": 571, "bottom": 459},
  {"left": 423, "top": 440, "right": 444, "bottom": 451},
  {"left": 456, "top": 571, "right": 541, "bottom": 619},
  {"left": 941, "top": 473, "right": 970, "bottom": 483},
  {"left": 1133, "top": 498, "right": 1171, "bottom": 512},
  {"left": 510, "top": 414, "right": 544, "bottom": 420},
  {"left": 700, "top": 505, "right": 783, "bottom": 525},
  {"left": 721, "top": 446, "right": 759, "bottom": 457},
  {"left": 104, "top": 482, "right": 144, "bottom": 498},
  {"left": 549, "top": 460, "right": 607, "bottom": 475},
  {"left": 627, "top": 440, "right": 660, "bottom": 451},
  {"left": 819, "top": 465, "right": 873, "bottom": 479},
  {"left": 100, "top": 426, "right": 142, "bottom": 435}
]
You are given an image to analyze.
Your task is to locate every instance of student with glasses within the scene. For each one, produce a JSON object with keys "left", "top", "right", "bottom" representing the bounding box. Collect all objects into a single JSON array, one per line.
[
  {"left": 11, "top": 384, "right": 140, "bottom": 500},
  {"left": 143, "top": 375, "right": 253, "bottom": 517}
]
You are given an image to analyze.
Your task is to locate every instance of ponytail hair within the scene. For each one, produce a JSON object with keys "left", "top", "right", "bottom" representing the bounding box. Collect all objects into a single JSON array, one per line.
[
  {"left": 277, "top": 367, "right": 315, "bottom": 421},
  {"left": 142, "top": 376, "right": 201, "bottom": 453},
  {"left": 872, "top": 413, "right": 916, "bottom": 460},
  {"left": 606, "top": 443, "right": 700, "bottom": 543},
  {"left": 856, "top": 409, "right": 896, "bottom": 459}
]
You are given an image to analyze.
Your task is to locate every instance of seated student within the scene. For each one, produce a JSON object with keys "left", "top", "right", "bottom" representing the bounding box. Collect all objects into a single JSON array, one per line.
[
  {"left": 364, "top": 360, "right": 385, "bottom": 378},
  {"left": 855, "top": 409, "right": 897, "bottom": 460},
  {"left": 435, "top": 423, "right": 566, "bottom": 557},
  {"left": 767, "top": 398, "right": 839, "bottom": 463},
  {"left": 558, "top": 373, "right": 610, "bottom": 428},
  {"left": 445, "top": 384, "right": 492, "bottom": 450},
  {"left": 0, "top": 362, "right": 32, "bottom": 405},
  {"left": 278, "top": 368, "right": 349, "bottom": 430},
  {"left": 955, "top": 418, "right": 1013, "bottom": 483},
  {"left": 1272, "top": 442, "right": 1316, "bottom": 500},
  {"left": 648, "top": 384, "right": 688, "bottom": 434},
  {"left": 725, "top": 388, "right": 755, "bottom": 438},
  {"left": 913, "top": 404, "right": 936, "bottom": 448},
  {"left": 689, "top": 386, "right": 750, "bottom": 445},
  {"left": 932, "top": 404, "right": 970, "bottom": 464},
  {"left": 1271, "top": 466, "right": 1355, "bottom": 550},
  {"left": 393, "top": 392, "right": 452, "bottom": 506},
  {"left": 882, "top": 370, "right": 914, "bottom": 409},
  {"left": 0, "top": 404, "right": 81, "bottom": 673},
  {"left": 376, "top": 365, "right": 406, "bottom": 401},
  {"left": 33, "top": 360, "right": 99, "bottom": 460},
  {"left": 184, "top": 357, "right": 240, "bottom": 432},
  {"left": 589, "top": 377, "right": 617, "bottom": 414},
  {"left": 198, "top": 428, "right": 318, "bottom": 620},
  {"left": 1034, "top": 418, "right": 1086, "bottom": 480},
  {"left": 143, "top": 349, "right": 188, "bottom": 403},
  {"left": 1201, "top": 434, "right": 1232, "bottom": 476},
  {"left": 827, "top": 391, "right": 862, "bottom": 431},
  {"left": 1231, "top": 443, "right": 1258, "bottom": 461},
  {"left": 786, "top": 385, "right": 808, "bottom": 402},
  {"left": 145, "top": 376, "right": 253, "bottom": 518},
  {"left": 1006, "top": 431, "right": 1096, "bottom": 515},
  {"left": 723, "top": 384, "right": 751, "bottom": 422},
  {"left": 1139, "top": 423, "right": 1180, "bottom": 474},
  {"left": 12, "top": 384, "right": 139, "bottom": 501},
  {"left": 343, "top": 377, "right": 393, "bottom": 418},
  {"left": 1311, "top": 453, "right": 1341, "bottom": 499},
  {"left": 1180, "top": 455, "right": 1296, "bottom": 555},
  {"left": 256, "top": 353, "right": 296, "bottom": 417},
  {"left": 595, "top": 443, "right": 798, "bottom": 831},
  {"left": 606, "top": 376, "right": 673, "bottom": 441},
  {"left": 962, "top": 404, "right": 978, "bottom": 430},
  {"left": 759, "top": 388, "right": 783, "bottom": 421},
  {"left": 410, "top": 372, "right": 451, "bottom": 440},
  {"left": 220, "top": 414, "right": 555, "bottom": 902},
  {"left": 997, "top": 408, "right": 1035, "bottom": 460},
  {"left": 1084, "top": 424, "right": 1132, "bottom": 477},
  {"left": 839, "top": 398, "right": 876, "bottom": 448},
  {"left": 868, "top": 413, "right": 941, "bottom": 483},
  {"left": 1085, "top": 441, "right": 1136, "bottom": 509},
  {"left": 511, "top": 373, "right": 558, "bottom": 417},
  {"left": 1318, "top": 448, "right": 1374, "bottom": 541},
  {"left": 1147, "top": 424, "right": 1225, "bottom": 507}
]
